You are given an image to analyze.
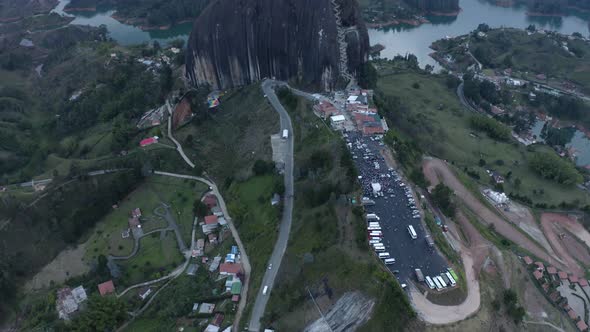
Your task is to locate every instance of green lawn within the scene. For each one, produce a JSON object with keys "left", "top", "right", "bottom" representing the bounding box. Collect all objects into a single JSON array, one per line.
[
  {"left": 377, "top": 69, "right": 590, "bottom": 206},
  {"left": 84, "top": 177, "right": 207, "bottom": 261},
  {"left": 118, "top": 231, "right": 184, "bottom": 286}
]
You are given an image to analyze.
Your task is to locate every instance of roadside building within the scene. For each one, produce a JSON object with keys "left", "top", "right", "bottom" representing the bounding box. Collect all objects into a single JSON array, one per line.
[
  {"left": 209, "top": 256, "right": 222, "bottom": 272},
  {"left": 523, "top": 256, "right": 533, "bottom": 265},
  {"left": 577, "top": 320, "right": 588, "bottom": 332},
  {"left": 579, "top": 279, "right": 589, "bottom": 287},
  {"left": 195, "top": 239, "right": 205, "bottom": 256},
  {"left": 202, "top": 224, "right": 218, "bottom": 234},
  {"left": 491, "top": 171, "right": 505, "bottom": 184},
  {"left": 232, "top": 295, "right": 240, "bottom": 302},
  {"left": 218, "top": 217, "right": 228, "bottom": 227},
  {"left": 314, "top": 100, "right": 340, "bottom": 119},
  {"left": 231, "top": 280, "right": 242, "bottom": 295},
  {"left": 198, "top": 303, "right": 216, "bottom": 314},
  {"left": 211, "top": 206, "right": 223, "bottom": 216},
  {"left": 213, "top": 313, "right": 225, "bottom": 326},
  {"left": 205, "top": 215, "right": 219, "bottom": 226},
  {"left": 568, "top": 309, "right": 578, "bottom": 320},
  {"left": 204, "top": 325, "right": 220, "bottom": 332},
  {"left": 56, "top": 286, "right": 87, "bottom": 320},
  {"left": 330, "top": 115, "right": 346, "bottom": 125},
  {"left": 534, "top": 262, "right": 545, "bottom": 272},
  {"left": 98, "top": 280, "right": 115, "bottom": 296},
  {"left": 219, "top": 263, "right": 242, "bottom": 276},
  {"left": 138, "top": 287, "right": 152, "bottom": 300},
  {"left": 533, "top": 270, "right": 544, "bottom": 280},
  {"left": 139, "top": 136, "right": 159, "bottom": 147},
  {"left": 547, "top": 266, "right": 557, "bottom": 276},
  {"left": 569, "top": 275, "right": 579, "bottom": 284}
]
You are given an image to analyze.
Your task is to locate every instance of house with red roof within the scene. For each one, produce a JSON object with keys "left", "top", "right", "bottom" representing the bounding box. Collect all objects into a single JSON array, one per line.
[
  {"left": 579, "top": 279, "right": 588, "bottom": 287},
  {"left": 205, "top": 215, "right": 219, "bottom": 225},
  {"left": 213, "top": 313, "right": 224, "bottom": 327},
  {"left": 577, "top": 320, "right": 588, "bottom": 331},
  {"left": 314, "top": 101, "right": 340, "bottom": 119},
  {"left": 568, "top": 309, "right": 578, "bottom": 320},
  {"left": 132, "top": 208, "right": 142, "bottom": 218},
  {"left": 534, "top": 261, "right": 545, "bottom": 271},
  {"left": 558, "top": 271, "right": 568, "bottom": 280},
  {"left": 219, "top": 263, "right": 242, "bottom": 276},
  {"left": 128, "top": 217, "right": 141, "bottom": 228},
  {"left": 140, "top": 137, "right": 158, "bottom": 147},
  {"left": 232, "top": 295, "right": 240, "bottom": 302},
  {"left": 523, "top": 256, "right": 533, "bottom": 265},
  {"left": 208, "top": 233, "right": 218, "bottom": 245},
  {"left": 569, "top": 275, "right": 579, "bottom": 284},
  {"left": 547, "top": 266, "right": 557, "bottom": 275},
  {"left": 98, "top": 280, "right": 115, "bottom": 296},
  {"left": 532, "top": 270, "right": 543, "bottom": 280}
]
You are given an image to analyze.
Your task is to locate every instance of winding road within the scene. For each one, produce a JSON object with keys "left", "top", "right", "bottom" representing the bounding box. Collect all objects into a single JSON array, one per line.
[{"left": 247, "top": 80, "right": 295, "bottom": 331}]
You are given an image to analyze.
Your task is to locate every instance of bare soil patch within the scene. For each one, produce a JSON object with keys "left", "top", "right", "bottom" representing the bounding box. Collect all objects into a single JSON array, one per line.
[
  {"left": 540, "top": 213, "right": 585, "bottom": 276},
  {"left": 25, "top": 242, "right": 89, "bottom": 290}
]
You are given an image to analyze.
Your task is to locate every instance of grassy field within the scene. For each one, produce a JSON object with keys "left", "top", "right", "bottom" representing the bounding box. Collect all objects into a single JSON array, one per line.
[
  {"left": 376, "top": 69, "right": 590, "bottom": 206},
  {"left": 84, "top": 176, "right": 207, "bottom": 261},
  {"left": 118, "top": 231, "right": 184, "bottom": 286}
]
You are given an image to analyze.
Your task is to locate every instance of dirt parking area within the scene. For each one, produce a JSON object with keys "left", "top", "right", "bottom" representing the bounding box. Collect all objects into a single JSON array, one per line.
[
  {"left": 25, "top": 243, "right": 89, "bottom": 290},
  {"left": 498, "top": 201, "right": 555, "bottom": 257}
]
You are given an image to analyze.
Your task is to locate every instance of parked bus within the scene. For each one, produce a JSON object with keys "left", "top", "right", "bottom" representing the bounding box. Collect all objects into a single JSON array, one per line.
[
  {"left": 446, "top": 272, "right": 457, "bottom": 287},
  {"left": 407, "top": 225, "right": 417, "bottom": 239},
  {"left": 368, "top": 222, "right": 380, "bottom": 226},
  {"left": 415, "top": 269, "right": 425, "bottom": 282},
  {"left": 378, "top": 252, "right": 390, "bottom": 259},
  {"left": 448, "top": 268, "right": 459, "bottom": 281},
  {"left": 369, "top": 231, "right": 382, "bottom": 237},
  {"left": 384, "top": 258, "right": 396, "bottom": 265},
  {"left": 441, "top": 273, "right": 451, "bottom": 285},
  {"left": 437, "top": 276, "right": 447, "bottom": 288},
  {"left": 425, "top": 276, "right": 435, "bottom": 290},
  {"left": 367, "top": 226, "right": 381, "bottom": 231},
  {"left": 369, "top": 239, "right": 381, "bottom": 244},
  {"left": 433, "top": 277, "right": 443, "bottom": 290},
  {"left": 372, "top": 242, "right": 384, "bottom": 247},
  {"left": 374, "top": 247, "right": 385, "bottom": 252}
]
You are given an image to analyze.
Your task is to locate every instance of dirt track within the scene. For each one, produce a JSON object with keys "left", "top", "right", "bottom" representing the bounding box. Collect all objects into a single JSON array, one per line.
[
  {"left": 422, "top": 158, "right": 567, "bottom": 271},
  {"left": 540, "top": 213, "right": 588, "bottom": 275},
  {"left": 410, "top": 252, "right": 480, "bottom": 324}
]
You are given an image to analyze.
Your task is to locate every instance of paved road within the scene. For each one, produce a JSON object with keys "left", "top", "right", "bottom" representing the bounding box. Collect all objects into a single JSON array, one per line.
[
  {"left": 152, "top": 171, "right": 252, "bottom": 332},
  {"left": 456, "top": 82, "right": 481, "bottom": 115},
  {"left": 247, "top": 80, "right": 295, "bottom": 332}
]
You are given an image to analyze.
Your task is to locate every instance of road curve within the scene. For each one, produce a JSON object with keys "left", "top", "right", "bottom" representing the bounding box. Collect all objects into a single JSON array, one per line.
[{"left": 247, "top": 80, "right": 295, "bottom": 332}]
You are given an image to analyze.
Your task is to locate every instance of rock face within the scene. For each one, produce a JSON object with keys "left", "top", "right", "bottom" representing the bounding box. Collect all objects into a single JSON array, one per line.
[
  {"left": 404, "top": 0, "right": 460, "bottom": 13},
  {"left": 185, "top": 0, "right": 370, "bottom": 90}
]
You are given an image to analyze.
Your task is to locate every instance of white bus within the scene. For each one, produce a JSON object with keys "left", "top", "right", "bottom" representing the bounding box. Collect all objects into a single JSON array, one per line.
[
  {"left": 369, "top": 231, "right": 383, "bottom": 237},
  {"left": 446, "top": 272, "right": 457, "bottom": 287},
  {"left": 407, "top": 225, "right": 417, "bottom": 239},
  {"left": 369, "top": 239, "right": 381, "bottom": 244},
  {"left": 368, "top": 222, "right": 381, "bottom": 226},
  {"left": 378, "top": 252, "right": 390, "bottom": 259},
  {"left": 384, "top": 258, "right": 396, "bottom": 265},
  {"left": 372, "top": 242, "right": 384, "bottom": 247},
  {"left": 433, "top": 277, "right": 443, "bottom": 290},
  {"left": 374, "top": 247, "right": 385, "bottom": 252},
  {"left": 437, "top": 276, "right": 447, "bottom": 288},
  {"left": 367, "top": 226, "right": 381, "bottom": 231},
  {"left": 425, "top": 276, "right": 435, "bottom": 290}
]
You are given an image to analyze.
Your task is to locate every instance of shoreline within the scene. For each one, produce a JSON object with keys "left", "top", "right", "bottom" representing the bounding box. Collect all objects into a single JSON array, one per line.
[
  {"left": 111, "top": 13, "right": 191, "bottom": 31},
  {"left": 64, "top": 7, "right": 97, "bottom": 12},
  {"left": 526, "top": 11, "right": 565, "bottom": 17},
  {"left": 366, "top": 8, "right": 461, "bottom": 29}
]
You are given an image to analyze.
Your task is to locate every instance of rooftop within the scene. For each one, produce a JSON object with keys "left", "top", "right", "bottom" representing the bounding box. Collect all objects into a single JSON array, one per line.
[
  {"left": 98, "top": 280, "right": 115, "bottom": 296},
  {"left": 205, "top": 215, "right": 219, "bottom": 225},
  {"left": 558, "top": 271, "right": 568, "bottom": 279}
]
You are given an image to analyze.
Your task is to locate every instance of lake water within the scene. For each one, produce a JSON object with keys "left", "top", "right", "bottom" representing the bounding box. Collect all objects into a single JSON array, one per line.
[
  {"left": 368, "top": 0, "right": 590, "bottom": 68},
  {"left": 52, "top": 0, "right": 193, "bottom": 46}
]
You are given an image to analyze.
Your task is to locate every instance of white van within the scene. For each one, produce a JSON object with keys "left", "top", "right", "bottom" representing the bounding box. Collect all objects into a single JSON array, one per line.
[
  {"left": 384, "top": 258, "right": 396, "bottom": 265},
  {"left": 262, "top": 286, "right": 268, "bottom": 295},
  {"left": 378, "top": 252, "right": 390, "bottom": 259},
  {"left": 374, "top": 247, "right": 385, "bottom": 252}
]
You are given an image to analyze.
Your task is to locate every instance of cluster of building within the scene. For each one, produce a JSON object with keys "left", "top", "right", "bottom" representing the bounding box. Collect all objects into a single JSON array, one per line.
[
  {"left": 314, "top": 89, "right": 388, "bottom": 136},
  {"left": 191, "top": 244, "right": 243, "bottom": 332},
  {"left": 199, "top": 194, "right": 230, "bottom": 246},
  {"left": 524, "top": 256, "right": 590, "bottom": 331},
  {"left": 122, "top": 208, "right": 143, "bottom": 239}
]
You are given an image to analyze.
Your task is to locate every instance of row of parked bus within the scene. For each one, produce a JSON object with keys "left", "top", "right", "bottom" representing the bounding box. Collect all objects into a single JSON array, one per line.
[
  {"left": 367, "top": 215, "right": 396, "bottom": 265},
  {"left": 423, "top": 269, "right": 457, "bottom": 291}
]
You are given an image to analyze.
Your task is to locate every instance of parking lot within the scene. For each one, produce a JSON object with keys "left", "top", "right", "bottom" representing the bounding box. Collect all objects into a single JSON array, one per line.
[{"left": 344, "top": 131, "right": 448, "bottom": 283}]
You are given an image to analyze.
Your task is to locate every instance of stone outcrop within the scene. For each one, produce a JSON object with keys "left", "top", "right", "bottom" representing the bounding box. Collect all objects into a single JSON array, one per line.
[{"left": 185, "top": 0, "right": 369, "bottom": 90}]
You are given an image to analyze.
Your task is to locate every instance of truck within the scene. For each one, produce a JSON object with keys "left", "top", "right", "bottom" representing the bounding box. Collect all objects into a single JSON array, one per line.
[
  {"left": 415, "top": 268, "right": 425, "bottom": 282},
  {"left": 425, "top": 235, "right": 435, "bottom": 248},
  {"left": 282, "top": 129, "right": 289, "bottom": 139}
]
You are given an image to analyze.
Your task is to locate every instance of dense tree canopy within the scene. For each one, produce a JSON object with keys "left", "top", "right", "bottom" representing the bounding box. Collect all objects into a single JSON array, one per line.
[{"left": 528, "top": 152, "right": 582, "bottom": 185}]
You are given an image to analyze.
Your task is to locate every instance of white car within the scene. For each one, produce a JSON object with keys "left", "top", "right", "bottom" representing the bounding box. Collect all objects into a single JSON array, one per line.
[{"left": 268, "top": 263, "right": 273, "bottom": 270}]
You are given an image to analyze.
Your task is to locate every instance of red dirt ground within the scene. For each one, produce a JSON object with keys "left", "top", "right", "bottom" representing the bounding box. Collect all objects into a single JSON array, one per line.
[{"left": 423, "top": 158, "right": 568, "bottom": 271}]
